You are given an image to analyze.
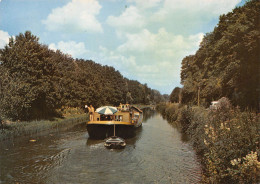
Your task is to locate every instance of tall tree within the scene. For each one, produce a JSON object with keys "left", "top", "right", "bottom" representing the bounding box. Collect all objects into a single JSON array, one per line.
[
  {"left": 180, "top": 0, "right": 260, "bottom": 110},
  {"left": 0, "top": 31, "right": 61, "bottom": 120},
  {"left": 170, "top": 87, "right": 181, "bottom": 103}
]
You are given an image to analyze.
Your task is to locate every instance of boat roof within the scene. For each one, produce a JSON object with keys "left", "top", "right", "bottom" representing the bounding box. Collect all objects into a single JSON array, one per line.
[{"left": 130, "top": 106, "right": 142, "bottom": 113}]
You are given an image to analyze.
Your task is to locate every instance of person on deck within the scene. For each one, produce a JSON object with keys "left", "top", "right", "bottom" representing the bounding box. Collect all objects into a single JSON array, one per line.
[
  {"left": 86, "top": 105, "right": 95, "bottom": 121},
  {"left": 90, "top": 105, "right": 95, "bottom": 121}
]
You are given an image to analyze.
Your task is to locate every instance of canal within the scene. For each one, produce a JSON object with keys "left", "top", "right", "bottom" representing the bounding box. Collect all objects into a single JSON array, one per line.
[{"left": 0, "top": 109, "right": 201, "bottom": 183}]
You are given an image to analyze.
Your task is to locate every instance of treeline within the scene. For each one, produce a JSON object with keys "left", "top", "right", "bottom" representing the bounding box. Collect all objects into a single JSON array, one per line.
[
  {"left": 0, "top": 31, "right": 166, "bottom": 121},
  {"left": 174, "top": 0, "right": 260, "bottom": 110}
]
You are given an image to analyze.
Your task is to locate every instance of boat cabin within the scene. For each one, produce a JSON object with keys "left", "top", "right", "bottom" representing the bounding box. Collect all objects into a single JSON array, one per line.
[
  {"left": 92, "top": 111, "right": 131, "bottom": 123},
  {"left": 87, "top": 104, "right": 143, "bottom": 138},
  {"left": 89, "top": 104, "right": 142, "bottom": 125}
]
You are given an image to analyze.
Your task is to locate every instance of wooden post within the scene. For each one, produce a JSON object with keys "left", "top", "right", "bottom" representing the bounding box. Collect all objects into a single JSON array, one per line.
[
  {"left": 198, "top": 86, "right": 200, "bottom": 107},
  {"left": 258, "top": 15, "right": 260, "bottom": 112},
  {"left": 178, "top": 88, "right": 182, "bottom": 104}
]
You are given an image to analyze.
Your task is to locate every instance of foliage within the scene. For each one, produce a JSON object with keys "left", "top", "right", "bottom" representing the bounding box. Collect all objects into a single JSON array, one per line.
[
  {"left": 175, "top": 2, "right": 260, "bottom": 181},
  {"left": 0, "top": 32, "right": 61, "bottom": 120},
  {"left": 0, "top": 31, "right": 164, "bottom": 121},
  {"left": 169, "top": 87, "right": 181, "bottom": 103},
  {"left": 180, "top": 0, "right": 260, "bottom": 110},
  {"left": 156, "top": 102, "right": 178, "bottom": 122},
  {"left": 157, "top": 102, "right": 260, "bottom": 183},
  {"left": 228, "top": 151, "right": 260, "bottom": 183}
]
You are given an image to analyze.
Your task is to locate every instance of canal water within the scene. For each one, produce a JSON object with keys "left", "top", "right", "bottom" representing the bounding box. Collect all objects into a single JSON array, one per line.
[{"left": 0, "top": 110, "right": 201, "bottom": 184}]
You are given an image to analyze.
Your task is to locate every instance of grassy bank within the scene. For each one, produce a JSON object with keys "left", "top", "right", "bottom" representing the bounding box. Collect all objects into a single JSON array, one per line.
[
  {"left": 0, "top": 113, "right": 88, "bottom": 142},
  {"left": 132, "top": 104, "right": 155, "bottom": 109},
  {"left": 156, "top": 102, "right": 260, "bottom": 183}
]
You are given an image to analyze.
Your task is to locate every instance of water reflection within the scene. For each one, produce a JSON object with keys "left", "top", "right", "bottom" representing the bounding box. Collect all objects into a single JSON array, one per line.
[
  {"left": 142, "top": 107, "right": 156, "bottom": 123},
  {"left": 167, "top": 121, "right": 190, "bottom": 142},
  {"left": 0, "top": 109, "right": 201, "bottom": 184},
  {"left": 86, "top": 139, "right": 103, "bottom": 146}
]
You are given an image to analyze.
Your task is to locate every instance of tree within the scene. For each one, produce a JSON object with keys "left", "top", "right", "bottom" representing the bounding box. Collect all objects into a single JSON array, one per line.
[
  {"left": 126, "top": 92, "right": 133, "bottom": 104},
  {"left": 0, "top": 31, "right": 61, "bottom": 120},
  {"left": 0, "top": 31, "right": 165, "bottom": 121},
  {"left": 179, "top": 0, "right": 260, "bottom": 110},
  {"left": 170, "top": 87, "right": 181, "bottom": 103}
]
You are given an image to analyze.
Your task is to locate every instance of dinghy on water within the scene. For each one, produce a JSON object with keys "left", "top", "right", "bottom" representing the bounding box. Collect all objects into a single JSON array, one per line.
[
  {"left": 104, "top": 121, "right": 126, "bottom": 149},
  {"left": 104, "top": 136, "right": 126, "bottom": 149}
]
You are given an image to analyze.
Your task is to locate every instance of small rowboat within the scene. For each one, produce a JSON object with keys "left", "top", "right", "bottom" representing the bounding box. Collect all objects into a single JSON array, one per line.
[{"left": 104, "top": 136, "right": 126, "bottom": 149}]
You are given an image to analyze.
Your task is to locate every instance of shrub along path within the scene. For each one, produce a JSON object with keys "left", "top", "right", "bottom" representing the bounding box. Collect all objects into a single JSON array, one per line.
[{"left": 156, "top": 102, "right": 260, "bottom": 183}]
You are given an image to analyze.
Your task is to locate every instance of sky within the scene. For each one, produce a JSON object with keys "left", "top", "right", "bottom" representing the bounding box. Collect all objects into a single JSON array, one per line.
[{"left": 0, "top": 0, "right": 245, "bottom": 94}]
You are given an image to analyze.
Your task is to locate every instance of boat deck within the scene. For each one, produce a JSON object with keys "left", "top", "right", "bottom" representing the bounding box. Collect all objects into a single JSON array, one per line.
[{"left": 87, "top": 120, "right": 133, "bottom": 126}]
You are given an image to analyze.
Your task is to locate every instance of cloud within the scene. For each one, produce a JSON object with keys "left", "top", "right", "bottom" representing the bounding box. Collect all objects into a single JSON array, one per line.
[
  {"left": 152, "top": 0, "right": 241, "bottom": 33},
  {"left": 102, "top": 0, "right": 241, "bottom": 93},
  {"left": 118, "top": 28, "right": 203, "bottom": 61},
  {"left": 48, "top": 0, "right": 240, "bottom": 94},
  {"left": 97, "top": 29, "right": 204, "bottom": 93},
  {"left": 162, "top": 0, "right": 241, "bottom": 15},
  {"left": 42, "top": 0, "right": 102, "bottom": 33},
  {"left": 0, "top": 30, "right": 10, "bottom": 49},
  {"left": 108, "top": 0, "right": 240, "bottom": 36},
  {"left": 127, "top": 0, "right": 162, "bottom": 9},
  {"left": 49, "top": 41, "right": 89, "bottom": 58},
  {"left": 98, "top": 47, "right": 179, "bottom": 93},
  {"left": 107, "top": 6, "right": 145, "bottom": 32}
]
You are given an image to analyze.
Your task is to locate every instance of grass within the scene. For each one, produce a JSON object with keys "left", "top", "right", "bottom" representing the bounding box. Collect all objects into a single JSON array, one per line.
[
  {"left": 0, "top": 113, "right": 88, "bottom": 142},
  {"left": 132, "top": 104, "right": 156, "bottom": 110}
]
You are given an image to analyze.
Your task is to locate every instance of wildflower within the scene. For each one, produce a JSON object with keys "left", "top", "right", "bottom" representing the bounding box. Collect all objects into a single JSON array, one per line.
[
  {"left": 204, "top": 139, "right": 209, "bottom": 146},
  {"left": 230, "top": 158, "right": 241, "bottom": 166}
]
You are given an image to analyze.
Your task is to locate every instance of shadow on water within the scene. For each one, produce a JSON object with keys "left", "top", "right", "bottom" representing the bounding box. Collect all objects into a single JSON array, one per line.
[
  {"left": 167, "top": 121, "right": 190, "bottom": 142},
  {"left": 142, "top": 107, "right": 157, "bottom": 123},
  {"left": 159, "top": 112, "right": 190, "bottom": 142}
]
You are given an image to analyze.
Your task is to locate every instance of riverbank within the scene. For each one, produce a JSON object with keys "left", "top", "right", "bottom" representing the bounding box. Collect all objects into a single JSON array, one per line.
[
  {"left": 0, "top": 113, "right": 88, "bottom": 142},
  {"left": 133, "top": 104, "right": 155, "bottom": 110},
  {"left": 156, "top": 102, "right": 260, "bottom": 183}
]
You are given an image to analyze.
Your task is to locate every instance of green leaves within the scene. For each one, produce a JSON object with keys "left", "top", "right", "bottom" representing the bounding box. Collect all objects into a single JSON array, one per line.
[
  {"left": 170, "top": 87, "right": 181, "bottom": 103},
  {"left": 180, "top": 0, "right": 260, "bottom": 110},
  {"left": 0, "top": 31, "right": 164, "bottom": 121},
  {"left": 157, "top": 102, "right": 260, "bottom": 183}
]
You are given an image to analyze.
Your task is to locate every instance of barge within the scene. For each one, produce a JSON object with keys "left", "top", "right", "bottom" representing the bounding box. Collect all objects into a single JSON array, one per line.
[{"left": 86, "top": 104, "right": 143, "bottom": 139}]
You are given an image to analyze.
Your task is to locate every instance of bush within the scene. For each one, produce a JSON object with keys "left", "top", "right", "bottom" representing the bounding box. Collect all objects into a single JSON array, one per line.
[
  {"left": 228, "top": 151, "right": 260, "bottom": 183},
  {"left": 202, "top": 108, "right": 259, "bottom": 183},
  {"left": 156, "top": 102, "right": 260, "bottom": 183},
  {"left": 177, "top": 105, "right": 192, "bottom": 133}
]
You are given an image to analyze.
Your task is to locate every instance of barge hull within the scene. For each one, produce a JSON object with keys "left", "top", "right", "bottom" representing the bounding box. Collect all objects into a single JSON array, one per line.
[{"left": 87, "top": 124, "right": 135, "bottom": 139}]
